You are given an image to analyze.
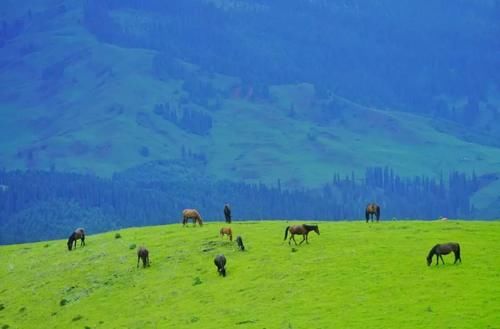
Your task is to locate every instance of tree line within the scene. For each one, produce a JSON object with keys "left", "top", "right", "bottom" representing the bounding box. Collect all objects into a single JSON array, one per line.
[{"left": 0, "top": 167, "right": 485, "bottom": 244}]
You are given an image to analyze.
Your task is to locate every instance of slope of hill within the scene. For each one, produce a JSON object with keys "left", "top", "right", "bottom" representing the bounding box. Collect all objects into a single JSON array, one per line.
[
  {"left": 1, "top": 1, "right": 499, "bottom": 211},
  {"left": 0, "top": 221, "right": 499, "bottom": 329}
]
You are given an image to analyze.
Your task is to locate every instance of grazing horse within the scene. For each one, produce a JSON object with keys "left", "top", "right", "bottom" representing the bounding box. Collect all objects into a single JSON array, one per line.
[
  {"left": 67, "top": 228, "right": 85, "bottom": 251},
  {"left": 365, "top": 203, "right": 381, "bottom": 223},
  {"left": 284, "top": 224, "right": 320, "bottom": 245},
  {"left": 427, "top": 242, "right": 461, "bottom": 266},
  {"left": 220, "top": 227, "right": 233, "bottom": 241},
  {"left": 182, "top": 209, "right": 203, "bottom": 226},
  {"left": 235, "top": 236, "right": 245, "bottom": 251},
  {"left": 224, "top": 204, "right": 232, "bottom": 223},
  {"left": 214, "top": 254, "right": 227, "bottom": 277},
  {"left": 137, "top": 247, "right": 150, "bottom": 268}
]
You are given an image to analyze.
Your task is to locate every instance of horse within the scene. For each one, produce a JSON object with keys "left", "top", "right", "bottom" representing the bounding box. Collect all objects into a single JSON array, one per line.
[
  {"left": 283, "top": 224, "right": 320, "bottom": 245},
  {"left": 224, "top": 204, "right": 232, "bottom": 223},
  {"left": 67, "top": 228, "right": 85, "bottom": 251},
  {"left": 214, "top": 254, "right": 227, "bottom": 277},
  {"left": 235, "top": 236, "right": 245, "bottom": 251},
  {"left": 220, "top": 227, "right": 233, "bottom": 241},
  {"left": 182, "top": 209, "right": 203, "bottom": 226},
  {"left": 137, "top": 247, "right": 150, "bottom": 268},
  {"left": 365, "top": 203, "right": 381, "bottom": 223},
  {"left": 426, "top": 242, "right": 461, "bottom": 266}
]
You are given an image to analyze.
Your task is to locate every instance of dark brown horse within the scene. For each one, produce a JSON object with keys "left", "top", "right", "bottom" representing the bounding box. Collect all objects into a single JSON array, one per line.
[
  {"left": 224, "top": 204, "right": 232, "bottom": 223},
  {"left": 220, "top": 227, "right": 233, "bottom": 241},
  {"left": 214, "top": 254, "right": 227, "bottom": 277},
  {"left": 137, "top": 247, "right": 150, "bottom": 268},
  {"left": 365, "top": 203, "right": 381, "bottom": 223},
  {"left": 182, "top": 209, "right": 203, "bottom": 226},
  {"left": 235, "top": 236, "right": 245, "bottom": 251},
  {"left": 284, "top": 224, "right": 320, "bottom": 245},
  {"left": 67, "top": 228, "right": 85, "bottom": 251},
  {"left": 427, "top": 242, "right": 461, "bottom": 266}
]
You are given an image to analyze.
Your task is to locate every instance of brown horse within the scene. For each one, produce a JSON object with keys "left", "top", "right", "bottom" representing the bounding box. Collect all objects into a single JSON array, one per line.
[
  {"left": 365, "top": 203, "right": 381, "bottom": 223},
  {"left": 427, "top": 242, "right": 461, "bottom": 266},
  {"left": 182, "top": 209, "right": 203, "bottom": 226},
  {"left": 67, "top": 228, "right": 85, "bottom": 251},
  {"left": 220, "top": 227, "right": 233, "bottom": 241},
  {"left": 284, "top": 224, "right": 320, "bottom": 245},
  {"left": 137, "top": 247, "right": 150, "bottom": 268}
]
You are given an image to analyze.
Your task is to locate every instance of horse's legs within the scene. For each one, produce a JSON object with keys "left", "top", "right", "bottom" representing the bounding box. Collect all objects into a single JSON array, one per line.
[
  {"left": 81, "top": 236, "right": 85, "bottom": 246},
  {"left": 299, "top": 234, "right": 306, "bottom": 245},
  {"left": 291, "top": 234, "right": 298, "bottom": 245},
  {"left": 439, "top": 254, "right": 445, "bottom": 264},
  {"left": 137, "top": 255, "right": 140, "bottom": 268}
]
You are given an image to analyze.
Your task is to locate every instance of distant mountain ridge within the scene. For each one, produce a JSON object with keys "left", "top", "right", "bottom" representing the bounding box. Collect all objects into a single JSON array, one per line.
[{"left": 0, "top": 0, "right": 499, "bottom": 214}]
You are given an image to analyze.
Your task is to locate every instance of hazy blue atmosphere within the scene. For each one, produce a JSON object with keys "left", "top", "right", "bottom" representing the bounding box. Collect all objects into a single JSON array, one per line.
[{"left": 1, "top": 0, "right": 499, "bottom": 243}]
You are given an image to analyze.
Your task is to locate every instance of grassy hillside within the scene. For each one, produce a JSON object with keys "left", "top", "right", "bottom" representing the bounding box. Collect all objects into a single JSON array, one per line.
[
  {"left": 1, "top": 2, "right": 500, "bottom": 188},
  {"left": 0, "top": 221, "right": 499, "bottom": 329}
]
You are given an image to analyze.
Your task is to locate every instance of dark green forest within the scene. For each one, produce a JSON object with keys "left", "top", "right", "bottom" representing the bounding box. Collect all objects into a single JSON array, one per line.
[
  {"left": 83, "top": 0, "right": 499, "bottom": 122},
  {"left": 0, "top": 166, "right": 487, "bottom": 244}
]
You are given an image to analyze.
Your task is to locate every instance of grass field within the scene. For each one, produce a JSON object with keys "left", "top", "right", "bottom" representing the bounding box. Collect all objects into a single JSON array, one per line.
[{"left": 0, "top": 220, "right": 499, "bottom": 329}]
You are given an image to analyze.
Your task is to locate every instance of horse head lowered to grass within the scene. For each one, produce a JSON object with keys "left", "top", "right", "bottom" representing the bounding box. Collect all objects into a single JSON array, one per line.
[
  {"left": 426, "top": 242, "right": 461, "bottom": 266},
  {"left": 182, "top": 209, "right": 203, "bottom": 226},
  {"left": 67, "top": 228, "right": 85, "bottom": 251}
]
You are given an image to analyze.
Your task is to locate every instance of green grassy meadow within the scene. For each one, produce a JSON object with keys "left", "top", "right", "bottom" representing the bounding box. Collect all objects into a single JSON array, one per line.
[{"left": 0, "top": 221, "right": 499, "bottom": 329}]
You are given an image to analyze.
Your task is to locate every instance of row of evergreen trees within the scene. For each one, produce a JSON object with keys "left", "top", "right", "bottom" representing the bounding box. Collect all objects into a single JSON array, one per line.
[
  {"left": 0, "top": 167, "right": 484, "bottom": 244},
  {"left": 153, "top": 103, "right": 212, "bottom": 135}
]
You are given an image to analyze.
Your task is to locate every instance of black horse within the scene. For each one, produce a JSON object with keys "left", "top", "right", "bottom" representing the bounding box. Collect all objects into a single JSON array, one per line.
[
  {"left": 426, "top": 242, "right": 461, "bottom": 266},
  {"left": 224, "top": 204, "right": 232, "bottom": 223},
  {"left": 214, "top": 254, "right": 227, "bottom": 277},
  {"left": 235, "top": 236, "right": 245, "bottom": 251},
  {"left": 67, "top": 228, "right": 85, "bottom": 251},
  {"left": 365, "top": 203, "right": 380, "bottom": 223},
  {"left": 284, "top": 224, "right": 320, "bottom": 245},
  {"left": 137, "top": 247, "right": 150, "bottom": 268}
]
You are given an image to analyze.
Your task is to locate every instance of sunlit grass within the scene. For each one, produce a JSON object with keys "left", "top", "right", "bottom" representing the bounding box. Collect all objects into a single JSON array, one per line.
[{"left": 0, "top": 220, "right": 499, "bottom": 328}]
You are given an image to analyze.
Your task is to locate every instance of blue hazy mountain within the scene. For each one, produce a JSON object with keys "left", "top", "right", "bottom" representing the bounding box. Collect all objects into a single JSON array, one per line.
[{"left": 0, "top": 1, "right": 499, "bottom": 241}]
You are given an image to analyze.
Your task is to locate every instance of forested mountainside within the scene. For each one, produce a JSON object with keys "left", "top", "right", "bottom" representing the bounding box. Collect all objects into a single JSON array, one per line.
[
  {"left": 0, "top": 167, "right": 490, "bottom": 244},
  {"left": 0, "top": 1, "right": 499, "bottom": 243}
]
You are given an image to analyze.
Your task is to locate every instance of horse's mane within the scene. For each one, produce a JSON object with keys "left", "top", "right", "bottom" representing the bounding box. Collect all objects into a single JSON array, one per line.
[
  {"left": 427, "top": 244, "right": 438, "bottom": 259},
  {"left": 303, "top": 224, "right": 318, "bottom": 229}
]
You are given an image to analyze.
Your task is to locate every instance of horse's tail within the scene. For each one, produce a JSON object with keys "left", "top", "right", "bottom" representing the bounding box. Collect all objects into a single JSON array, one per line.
[{"left": 284, "top": 226, "right": 290, "bottom": 241}]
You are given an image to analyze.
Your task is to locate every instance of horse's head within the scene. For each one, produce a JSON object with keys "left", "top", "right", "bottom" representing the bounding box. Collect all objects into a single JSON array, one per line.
[
  {"left": 219, "top": 267, "right": 226, "bottom": 277},
  {"left": 67, "top": 239, "right": 73, "bottom": 251},
  {"left": 426, "top": 256, "right": 432, "bottom": 266},
  {"left": 314, "top": 226, "right": 320, "bottom": 235}
]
